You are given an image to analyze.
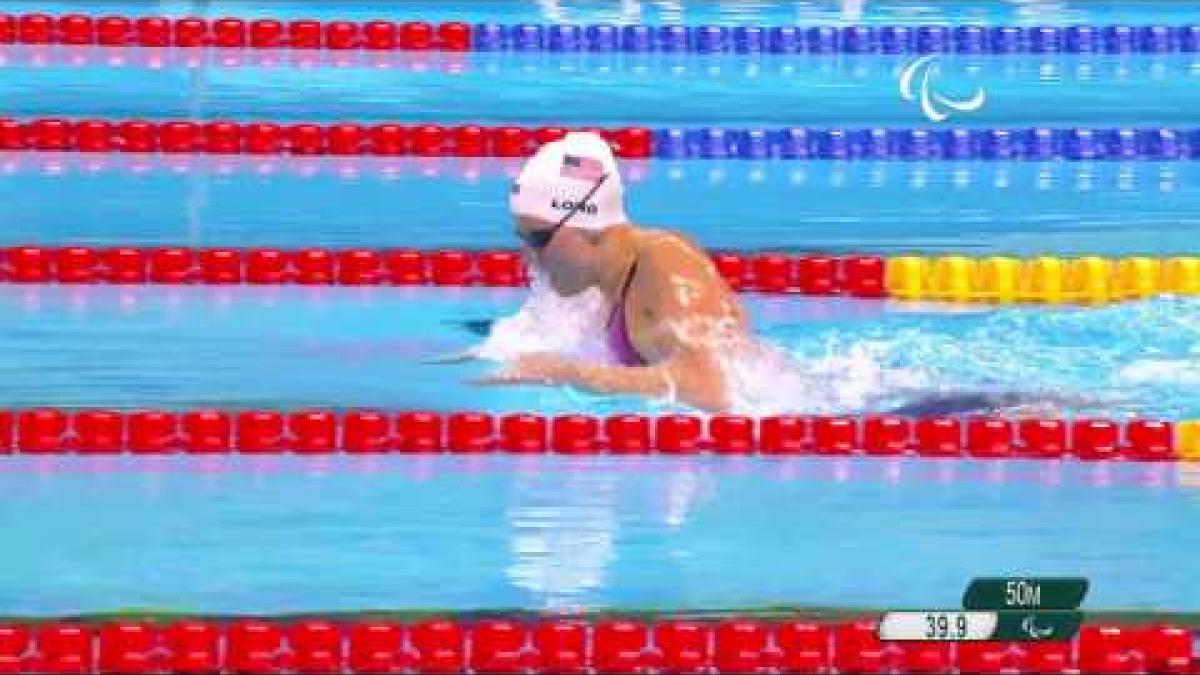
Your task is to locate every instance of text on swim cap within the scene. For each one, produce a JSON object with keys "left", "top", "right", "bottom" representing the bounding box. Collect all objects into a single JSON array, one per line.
[{"left": 551, "top": 198, "right": 599, "bottom": 215}]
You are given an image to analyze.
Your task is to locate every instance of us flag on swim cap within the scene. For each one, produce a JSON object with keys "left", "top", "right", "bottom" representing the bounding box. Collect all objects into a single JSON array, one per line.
[{"left": 561, "top": 154, "right": 605, "bottom": 181}]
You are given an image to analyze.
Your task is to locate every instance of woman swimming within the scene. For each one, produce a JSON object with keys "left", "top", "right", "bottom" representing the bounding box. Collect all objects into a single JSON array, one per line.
[
  {"left": 479, "top": 131, "right": 749, "bottom": 411},
  {"left": 475, "top": 132, "right": 1097, "bottom": 417}
]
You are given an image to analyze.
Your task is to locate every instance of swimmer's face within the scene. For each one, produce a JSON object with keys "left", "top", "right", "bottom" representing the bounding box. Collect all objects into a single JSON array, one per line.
[{"left": 515, "top": 215, "right": 598, "bottom": 296}]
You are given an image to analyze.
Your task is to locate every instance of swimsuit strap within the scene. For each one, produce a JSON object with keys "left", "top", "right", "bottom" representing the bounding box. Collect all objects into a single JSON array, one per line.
[
  {"left": 608, "top": 260, "right": 638, "bottom": 327},
  {"left": 606, "top": 259, "right": 646, "bottom": 367}
]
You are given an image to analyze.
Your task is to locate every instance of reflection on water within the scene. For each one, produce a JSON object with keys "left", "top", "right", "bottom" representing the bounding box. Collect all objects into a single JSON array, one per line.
[
  {"left": 506, "top": 464, "right": 621, "bottom": 609},
  {"left": 0, "top": 455, "right": 1195, "bottom": 615},
  {"left": 4, "top": 0, "right": 1165, "bottom": 26},
  {"left": 0, "top": 286, "right": 1196, "bottom": 417},
  {"left": 505, "top": 460, "right": 710, "bottom": 609},
  {"left": 7, "top": 46, "right": 1200, "bottom": 81},
  {"left": 526, "top": 0, "right": 1080, "bottom": 25}
]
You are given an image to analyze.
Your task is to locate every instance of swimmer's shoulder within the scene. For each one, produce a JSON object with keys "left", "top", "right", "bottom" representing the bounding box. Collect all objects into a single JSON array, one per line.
[
  {"left": 629, "top": 225, "right": 749, "bottom": 335},
  {"left": 631, "top": 225, "right": 701, "bottom": 248},
  {"left": 629, "top": 226, "right": 711, "bottom": 273},
  {"left": 629, "top": 225, "right": 742, "bottom": 314}
]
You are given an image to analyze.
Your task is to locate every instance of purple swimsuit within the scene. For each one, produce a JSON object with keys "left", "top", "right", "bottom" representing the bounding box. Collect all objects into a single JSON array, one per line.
[{"left": 606, "top": 263, "right": 646, "bottom": 367}]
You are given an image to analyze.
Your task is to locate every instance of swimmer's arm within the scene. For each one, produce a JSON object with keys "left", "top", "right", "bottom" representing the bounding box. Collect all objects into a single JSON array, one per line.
[
  {"left": 560, "top": 361, "right": 671, "bottom": 398},
  {"left": 579, "top": 351, "right": 728, "bottom": 411},
  {"left": 556, "top": 257, "right": 739, "bottom": 410},
  {"left": 488, "top": 349, "right": 727, "bottom": 411}
]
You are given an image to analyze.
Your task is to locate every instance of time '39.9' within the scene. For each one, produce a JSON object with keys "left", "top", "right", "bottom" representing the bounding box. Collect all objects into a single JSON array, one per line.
[{"left": 925, "top": 612, "right": 970, "bottom": 640}]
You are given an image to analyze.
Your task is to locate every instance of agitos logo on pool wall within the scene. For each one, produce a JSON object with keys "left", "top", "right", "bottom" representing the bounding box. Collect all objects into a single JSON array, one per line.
[{"left": 898, "top": 55, "right": 987, "bottom": 122}]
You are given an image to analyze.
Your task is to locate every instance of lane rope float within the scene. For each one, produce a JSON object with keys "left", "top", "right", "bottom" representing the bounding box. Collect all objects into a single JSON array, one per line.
[
  {"left": 3, "top": 15, "right": 1199, "bottom": 55},
  {"left": 3, "top": 119, "right": 1200, "bottom": 160},
  {"left": 0, "top": 408, "right": 1187, "bottom": 462},
  {"left": 0, "top": 246, "right": 1197, "bottom": 304},
  {"left": 0, "top": 616, "right": 1191, "bottom": 674}
]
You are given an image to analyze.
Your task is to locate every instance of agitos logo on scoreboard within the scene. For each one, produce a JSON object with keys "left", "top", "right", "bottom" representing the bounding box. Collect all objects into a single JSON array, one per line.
[{"left": 878, "top": 578, "right": 1088, "bottom": 642}]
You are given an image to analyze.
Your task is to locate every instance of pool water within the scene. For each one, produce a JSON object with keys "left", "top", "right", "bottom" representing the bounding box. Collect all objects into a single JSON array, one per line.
[
  {"left": 4, "top": 50, "right": 1200, "bottom": 127},
  {"left": 2, "top": 454, "right": 1198, "bottom": 616},
  {"left": 4, "top": 0, "right": 1200, "bottom": 27},
  {"left": 5, "top": 156, "right": 1200, "bottom": 254},
  {"left": 0, "top": 285, "right": 1197, "bottom": 419},
  {"left": 1, "top": 0, "right": 1197, "bottom": 617}
]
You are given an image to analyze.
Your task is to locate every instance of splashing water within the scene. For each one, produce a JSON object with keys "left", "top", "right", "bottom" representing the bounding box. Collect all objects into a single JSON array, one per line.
[
  {"left": 471, "top": 264, "right": 939, "bottom": 415},
  {"left": 714, "top": 336, "right": 936, "bottom": 416},
  {"left": 469, "top": 263, "right": 614, "bottom": 364},
  {"left": 1120, "top": 359, "right": 1200, "bottom": 386},
  {"left": 472, "top": 268, "right": 1200, "bottom": 418}
]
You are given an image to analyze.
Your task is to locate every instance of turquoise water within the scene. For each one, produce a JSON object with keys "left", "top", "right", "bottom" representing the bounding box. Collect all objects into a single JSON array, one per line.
[
  {"left": 1, "top": 0, "right": 1197, "bottom": 618},
  {"left": 2, "top": 49, "right": 1198, "bottom": 126},
  {"left": 5, "top": 0, "right": 1200, "bottom": 27},
  {"left": 0, "top": 285, "right": 1196, "bottom": 419},
  {"left": 0, "top": 454, "right": 1196, "bottom": 616},
  {"left": 3, "top": 155, "right": 1199, "bottom": 254}
]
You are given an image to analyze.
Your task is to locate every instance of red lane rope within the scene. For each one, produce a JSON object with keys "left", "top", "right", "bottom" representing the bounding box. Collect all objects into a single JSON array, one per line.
[
  {"left": 0, "top": 247, "right": 885, "bottom": 297},
  {"left": 1, "top": 15, "right": 472, "bottom": 51},
  {"left": 0, "top": 409, "right": 1177, "bottom": 461},
  {"left": 0, "top": 118, "right": 654, "bottom": 159},
  {"left": 0, "top": 616, "right": 1191, "bottom": 674},
  {"left": 8, "top": 118, "right": 1195, "bottom": 162}
]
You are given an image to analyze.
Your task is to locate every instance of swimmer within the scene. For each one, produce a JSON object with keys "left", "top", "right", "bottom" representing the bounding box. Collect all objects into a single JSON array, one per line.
[
  {"left": 477, "top": 131, "right": 749, "bottom": 410},
  {"left": 469, "top": 132, "right": 1102, "bottom": 418}
]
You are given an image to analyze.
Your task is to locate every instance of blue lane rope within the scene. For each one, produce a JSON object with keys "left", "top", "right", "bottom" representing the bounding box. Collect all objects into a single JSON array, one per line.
[
  {"left": 471, "top": 24, "right": 1200, "bottom": 54},
  {"left": 650, "top": 128, "right": 1198, "bottom": 160},
  {"left": 4, "top": 119, "right": 1199, "bottom": 161}
]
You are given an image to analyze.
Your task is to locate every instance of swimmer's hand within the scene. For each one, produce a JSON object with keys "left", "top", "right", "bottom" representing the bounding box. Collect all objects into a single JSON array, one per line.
[
  {"left": 474, "top": 350, "right": 728, "bottom": 411},
  {"left": 475, "top": 352, "right": 575, "bottom": 386}
]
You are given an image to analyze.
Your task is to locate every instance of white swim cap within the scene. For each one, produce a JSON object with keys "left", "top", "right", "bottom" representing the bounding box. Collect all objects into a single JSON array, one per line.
[{"left": 510, "top": 131, "right": 627, "bottom": 231}]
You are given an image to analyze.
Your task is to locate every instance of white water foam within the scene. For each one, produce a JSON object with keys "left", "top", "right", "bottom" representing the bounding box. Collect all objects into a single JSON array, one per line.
[
  {"left": 1119, "top": 359, "right": 1200, "bottom": 386},
  {"left": 716, "top": 336, "right": 934, "bottom": 416},
  {"left": 469, "top": 273, "right": 1200, "bottom": 417},
  {"left": 469, "top": 264, "right": 614, "bottom": 364},
  {"left": 471, "top": 265, "right": 935, "bottom": 415}
]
